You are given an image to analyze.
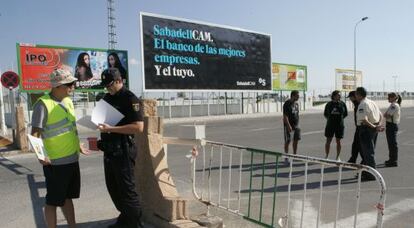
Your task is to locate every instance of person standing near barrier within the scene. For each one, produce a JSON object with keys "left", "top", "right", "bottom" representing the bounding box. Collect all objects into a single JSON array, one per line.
[
  {"left": 31, "top": 69, "right": 89, "bottom": 228},
  {"left": 347, "top": 91, "right": 364, "bottom": 164},
  {"left": 97, "top": 68, "right": 144, "bottom": 228},
  {"left": 323, "top": 90, "right": 348, "bottom": 160},
  {"left": 355, "top": 87, "right": 383, "bottom": 181},
  {"left": 283, "top": 90, "right": 300, "bottom": 158},
  {"left": 383, "top": 92, "right": 402, "bottom": 167}
]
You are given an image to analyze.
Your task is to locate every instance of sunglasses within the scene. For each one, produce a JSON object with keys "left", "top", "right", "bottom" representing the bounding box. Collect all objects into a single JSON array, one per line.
[{"left": 62, "top": 81, "right": 75, "bottom": 87}]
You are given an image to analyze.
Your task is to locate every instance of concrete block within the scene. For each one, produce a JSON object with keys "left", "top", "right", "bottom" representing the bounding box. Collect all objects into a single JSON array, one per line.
[
  {"left": 191, "top": 214, "right": 223, "bottom": 228},
  {"left": 177, "top": 125, "right": 205, "bottom": 139}
]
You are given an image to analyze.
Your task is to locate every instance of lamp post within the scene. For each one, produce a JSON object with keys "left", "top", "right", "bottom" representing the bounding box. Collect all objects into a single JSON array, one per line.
[
  {"left": 392, "top": 75, "right": 398, "bottom": 92},
  {"left": 354, "top": 17, "right": 368, "bottom": 88}
]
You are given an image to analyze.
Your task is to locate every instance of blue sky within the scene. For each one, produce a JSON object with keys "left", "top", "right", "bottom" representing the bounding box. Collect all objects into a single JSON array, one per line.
[{"left": 1, "top": 0, "right": 413, "bottom": 95}]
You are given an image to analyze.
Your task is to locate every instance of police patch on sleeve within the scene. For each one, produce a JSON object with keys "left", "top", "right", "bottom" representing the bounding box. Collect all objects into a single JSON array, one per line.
[{"left": 132, "top": 103, "right": 140, "bottom": 112}]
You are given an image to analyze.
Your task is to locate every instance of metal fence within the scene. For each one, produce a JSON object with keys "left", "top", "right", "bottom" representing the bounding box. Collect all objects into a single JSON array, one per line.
[{"left": 189, "top": 140, "right": 386, "bottom": 228}]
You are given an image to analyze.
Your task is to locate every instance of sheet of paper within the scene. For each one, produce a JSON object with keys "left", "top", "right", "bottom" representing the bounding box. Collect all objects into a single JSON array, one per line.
[
  {"left": 76, "top": 115, "right": 98, "bottom": 130},
  {"left": 27, "top": 134, "right": 47, "bottom": 161},
  {"left": 91, "top": 99, "right": 124, "bottom": 126}
]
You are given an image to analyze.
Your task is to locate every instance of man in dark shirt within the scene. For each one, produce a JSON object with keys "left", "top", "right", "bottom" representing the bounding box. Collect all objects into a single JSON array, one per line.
[
  {"left": 323, "top": 90, "right": 348, "bottom": 160},
  {"left": 347, "top": 91, "right": 364, "bottom": 164},
  {"left": 97, "top": 68, "right": 144, "bottom": 228},
  {"left": 283, "top": 90, "right": 300, "bottom": 156}
]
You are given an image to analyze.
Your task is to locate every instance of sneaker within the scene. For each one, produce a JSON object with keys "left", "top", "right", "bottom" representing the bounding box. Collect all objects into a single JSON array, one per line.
[{"left": 361, "top": 172, "right": 376, "bottom": 182}]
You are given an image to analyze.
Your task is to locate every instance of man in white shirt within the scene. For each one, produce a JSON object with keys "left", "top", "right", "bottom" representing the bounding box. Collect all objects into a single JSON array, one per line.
[{"left": 355, "top": 87, "right": 384, "bottom": 181}]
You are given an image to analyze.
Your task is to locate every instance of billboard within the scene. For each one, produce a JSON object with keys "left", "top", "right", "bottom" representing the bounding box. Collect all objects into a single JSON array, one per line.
[
  {"left": 141, "top": 12, "right": 272, "bottom": 91},
  {"left": 272, "top": 63, "right": 307, "bottom": 91},
  {"left": 335, "top": 69, "right": 362, "bottom": 91},
  {"left": 17, "top": 43, "right": 128, "bottom": 92}
]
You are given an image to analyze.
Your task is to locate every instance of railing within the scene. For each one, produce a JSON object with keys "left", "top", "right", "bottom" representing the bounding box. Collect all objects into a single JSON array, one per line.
[{"left": 188, "top": 140, "right": 386, "bottom": 228}]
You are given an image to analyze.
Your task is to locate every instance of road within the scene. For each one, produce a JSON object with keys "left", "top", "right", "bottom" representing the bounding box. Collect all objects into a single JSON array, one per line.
[{"left": 1, "top": 106, "right": 413, "bottom": 227}]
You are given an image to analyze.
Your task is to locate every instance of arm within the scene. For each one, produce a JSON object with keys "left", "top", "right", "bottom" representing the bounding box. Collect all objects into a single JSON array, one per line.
[
  {"left": 98, "top": 121, "right": 143, "bottom": 135},
  {"left": 324, "top": 102, "right": 330, "bottom": 119},
  {"left": 343, "top": 102, "right": 348, "bottom": 119}
]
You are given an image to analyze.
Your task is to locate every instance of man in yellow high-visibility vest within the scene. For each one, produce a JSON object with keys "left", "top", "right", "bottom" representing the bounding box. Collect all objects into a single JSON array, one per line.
[{"left": 31, "top": 68, "right": 89, "bottom": 228}]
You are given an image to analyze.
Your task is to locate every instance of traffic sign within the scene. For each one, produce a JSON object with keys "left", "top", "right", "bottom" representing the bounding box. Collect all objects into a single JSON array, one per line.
[{"left": 1, "top": 71, "right": 19, "bottom": 89}]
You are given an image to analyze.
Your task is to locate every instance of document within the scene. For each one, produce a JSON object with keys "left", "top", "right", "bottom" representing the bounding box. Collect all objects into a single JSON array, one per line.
[
  {"left": 27, "top": 134, "right": 47, "bottom": 161},
  {"left": 91, "top": 99, "right": 124, "bottom": 126}
]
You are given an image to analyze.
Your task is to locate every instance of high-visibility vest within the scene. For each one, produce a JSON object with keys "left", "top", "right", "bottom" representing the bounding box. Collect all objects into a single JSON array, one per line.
[{"left": 37, "top": 94, "right": 80, "bottom": 160}]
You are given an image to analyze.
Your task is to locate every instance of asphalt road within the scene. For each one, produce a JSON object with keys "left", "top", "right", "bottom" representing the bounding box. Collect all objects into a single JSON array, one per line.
[{"left": 1, "top": 106, "right": 413, "bottom": 227}]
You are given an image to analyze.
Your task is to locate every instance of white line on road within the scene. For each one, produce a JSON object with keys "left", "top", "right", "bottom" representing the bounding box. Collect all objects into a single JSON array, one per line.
[
  {"left": 302, "top": 130, "right": 324, "bottom": 136},
  {"left": 250, "top": 127, "right": 278, "bottom": 132},
  {"left": 397, "top": 130, "right": 405, "bottom": 135}
]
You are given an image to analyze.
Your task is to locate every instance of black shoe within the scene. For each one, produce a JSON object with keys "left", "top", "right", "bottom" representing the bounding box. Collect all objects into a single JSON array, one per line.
[
  {"left": 361, "top": 173, "right": 376, "bottom": 182},
  {"left": 384, "top": 160, "right": 398, "bottom": 167},
  {"left": 347, "top": 158, "right": 356, "bottom": 163}
]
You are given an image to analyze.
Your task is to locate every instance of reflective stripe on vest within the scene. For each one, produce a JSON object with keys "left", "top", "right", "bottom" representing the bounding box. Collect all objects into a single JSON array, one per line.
[{"left": 37, "top": 95, "right": 80, "bottom": 160}]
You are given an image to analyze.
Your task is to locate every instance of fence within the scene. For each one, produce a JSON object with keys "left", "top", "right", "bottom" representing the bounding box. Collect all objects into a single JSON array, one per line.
[{"left": 189, "top": 140, "right": 386, "bottom": 228}]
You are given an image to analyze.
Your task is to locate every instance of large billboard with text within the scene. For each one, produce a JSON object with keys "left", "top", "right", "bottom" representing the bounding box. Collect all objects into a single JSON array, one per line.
[
  {"left": 141, "top": 12, "right": 272, "bottom": 91},
  {"left": 17, "top": 43, "right": 128, "bottom": 92},
  {"left": 335, "top": 69, "right": 362, "bottom": 92},
  {"left": 272, "top": 63, "right": 307, "bottom": 91}
]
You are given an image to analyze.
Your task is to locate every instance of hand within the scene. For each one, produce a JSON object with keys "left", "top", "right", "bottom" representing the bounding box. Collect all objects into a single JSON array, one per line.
[
  {"left": 39, "top": 157, "right": 51, "bottom": 166},
  {"left": 375, "top": 125, "right": 385, "bottom": 132},
  {"left": 288, "top": 126, "right": 293, "bottom": 133},
  {"left": 80, "top": 143, "right": 91, "bottom": 155},
  {"left": 98, "top": 123, "right": 112, "bottom": 133}
]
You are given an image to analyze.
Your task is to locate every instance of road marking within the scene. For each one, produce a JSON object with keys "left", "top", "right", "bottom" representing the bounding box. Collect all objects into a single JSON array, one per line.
[
  {"left": 250, "top": 127, "right": 277, "bottom": 132},
  {"left": 302, "top": 130, "right": 324, "bottom": 136},
  {"left": 405, "top": 116, "right": 414, "bottom": 119},
  {"left": 397, "top": 130, "right": 405, "bottom": 135}
]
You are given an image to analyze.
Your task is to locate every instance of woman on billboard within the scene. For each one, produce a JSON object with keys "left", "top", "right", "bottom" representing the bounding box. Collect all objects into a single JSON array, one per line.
[
  {"left": 107, "top": 52, "right": 127, "bottom": 81},
  {"left": 75, "top": 52, "right": 93, "bottom": 81}
]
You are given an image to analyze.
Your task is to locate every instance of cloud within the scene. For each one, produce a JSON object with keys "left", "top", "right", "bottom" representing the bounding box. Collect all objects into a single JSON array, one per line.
[{"left": 129, "top": 58, "right": 139, "bottom": 65}]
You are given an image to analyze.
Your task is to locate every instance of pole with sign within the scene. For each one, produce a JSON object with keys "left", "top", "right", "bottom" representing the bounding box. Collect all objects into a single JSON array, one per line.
[{"left": 1, "top": 71, "right": 20, "bottom": 141}]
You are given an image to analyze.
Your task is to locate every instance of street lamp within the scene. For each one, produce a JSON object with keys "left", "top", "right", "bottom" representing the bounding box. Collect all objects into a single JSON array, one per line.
[{"left": 354, "top": 16, "right": 368, "bottom": 88}]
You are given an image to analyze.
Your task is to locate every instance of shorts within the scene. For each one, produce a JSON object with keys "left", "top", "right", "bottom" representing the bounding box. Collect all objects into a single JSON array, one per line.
[
  {"left": 43, "top": 162, "right": 80, "bottom": 207},
  {"left": 325, "top": 125, "right": 344, "bottom": 139},
  {"left": 284, "top": 125, "right": 301, "bottom": 143}
]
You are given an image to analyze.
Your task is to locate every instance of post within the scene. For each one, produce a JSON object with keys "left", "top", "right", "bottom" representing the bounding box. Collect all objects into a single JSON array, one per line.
[
  {"left": 0, "top": 86, "right": 7, "bottom": 136},
  {"left": 354, "top": 17, "right": 368, "bottom": 88},
  {"left": 9, "top": 89, "right": 16, "bottom": 143},
  {"left": 224, "top": 92, "right": 228, "bottom": 115}
]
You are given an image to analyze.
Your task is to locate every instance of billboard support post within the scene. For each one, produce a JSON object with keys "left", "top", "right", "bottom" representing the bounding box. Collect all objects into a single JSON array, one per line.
[{"left": 241, "top": 92, "right": 244, "bottom": 114}]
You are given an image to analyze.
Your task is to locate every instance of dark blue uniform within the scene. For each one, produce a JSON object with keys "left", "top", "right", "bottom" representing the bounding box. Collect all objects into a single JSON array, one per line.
[{"left": 99, "top": 86, "right": 144, "bottom": 227}]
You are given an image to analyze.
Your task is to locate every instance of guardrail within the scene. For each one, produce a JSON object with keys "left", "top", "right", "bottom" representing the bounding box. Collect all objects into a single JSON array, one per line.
[{"left": 186, "top": 140, "right": 386, "bottom": 228}]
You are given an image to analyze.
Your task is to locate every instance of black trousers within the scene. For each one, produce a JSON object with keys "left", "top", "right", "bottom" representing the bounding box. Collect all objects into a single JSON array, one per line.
[
  {"left": 104, "top": 144, "right": 141, "bottom": 227},
  {"left": 386, "top": 122, "right": 399, "bottom": 162},
  {"left": 358, "top": 126, "right": 378, "bottom": 168},
  {"left": 349, "top": 127, "right": 364, "bottom": 163}
]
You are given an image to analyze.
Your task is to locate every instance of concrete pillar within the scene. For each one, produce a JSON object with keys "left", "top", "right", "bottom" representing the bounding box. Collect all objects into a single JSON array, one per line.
[
  {"left": 15, "top": 105, "right": 28, "bottom": 151},
  {"left": 135, "top": 99, "right": 203, "bottom": 227}
]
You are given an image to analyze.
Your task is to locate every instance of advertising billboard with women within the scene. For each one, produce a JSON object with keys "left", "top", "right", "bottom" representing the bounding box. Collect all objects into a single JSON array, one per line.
[
  {"left": 17, "top": 43, "right": 128, "bottom": 92},
  {"left": 141, "top": 12, "right": 272, "bottom": 91}
]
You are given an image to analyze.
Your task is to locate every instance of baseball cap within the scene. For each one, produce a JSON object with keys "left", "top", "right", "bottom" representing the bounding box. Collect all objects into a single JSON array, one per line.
[
  {"left": 101, "top": 68, "right": 121, "bottom": 86},
  {"left": 347, "top": 91, "right": 356, "bottom": 98},
  {"left": 50, "top": 69, "right": 77, "bottom": 88}
]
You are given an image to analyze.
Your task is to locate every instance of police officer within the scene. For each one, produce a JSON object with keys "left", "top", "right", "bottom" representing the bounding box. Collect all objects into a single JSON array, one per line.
[
  {"left": 347, "top": 91, "right": 364, "bottom": 164},
  {"left": 323, "top": 90, "right": 348, "bottom": 160},
  {"left": 283, "top": 90, "right": 300, "bottom": 157},
  {"left": 97, "top": 68, "right": 144, "bottom": 228},
  {"left": 383, "top": 92, "right": 402, "bottom": 167},
  {"left": 355, "top": 87, "right": 383, "bottom": 181}
]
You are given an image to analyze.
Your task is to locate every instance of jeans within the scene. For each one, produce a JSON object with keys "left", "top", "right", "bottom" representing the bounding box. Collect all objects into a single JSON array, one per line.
[{"left": 386, "top": 122, "right": 398, "bottom": 162}]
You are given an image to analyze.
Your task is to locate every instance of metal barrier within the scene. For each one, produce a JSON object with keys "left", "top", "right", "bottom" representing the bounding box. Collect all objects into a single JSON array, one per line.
[{"left": 188, "top": 140, "right": 386, "bottom": 228}]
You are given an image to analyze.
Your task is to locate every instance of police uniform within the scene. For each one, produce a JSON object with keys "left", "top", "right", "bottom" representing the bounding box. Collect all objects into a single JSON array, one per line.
[
  {"left": 324, "top": 100, "right": 348, "bottom": 139},
  {"left": 356, "top": 98, "right": 381, "bottom": 170},
  {"left": 384, "top": 102, "right": 400, "bottom": 166},
  {"left": 98, "top": 79, "right": 144, "bottom": 227}
]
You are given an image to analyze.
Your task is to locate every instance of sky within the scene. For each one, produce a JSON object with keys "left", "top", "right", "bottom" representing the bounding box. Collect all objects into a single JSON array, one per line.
[{"left": 1, "top": 0, "right": 414, "bottom": 96}]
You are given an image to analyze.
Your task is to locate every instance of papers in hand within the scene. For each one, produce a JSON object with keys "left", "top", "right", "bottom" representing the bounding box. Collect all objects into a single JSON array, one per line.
[
  {"left": 27, "top": 134, "right": 47, "bottom": 161},
  {"left": 91, "top": 99, "right": 124, "bottom": 126}
]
